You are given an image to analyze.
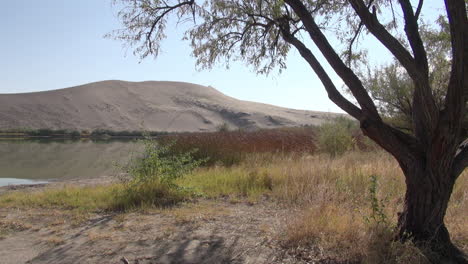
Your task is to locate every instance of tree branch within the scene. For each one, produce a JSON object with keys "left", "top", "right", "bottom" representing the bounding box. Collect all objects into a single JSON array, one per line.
[
  {"left": 348, "top": 0, "right": 422, "bottom": 83},
  {"left": 146, "top": 0, "right": 196, "bottom": 53},
  {"left": 345, "top": 22, "right": 364, "bottom": 66},
  {"left": 351, "top": 0, "right": 438, "bottom": 147},
  {"left": 414, "top": 0, "right": 424, "bottom": 20},
  {"left": 398, "top": 0, "right": 429, "bottom": 74},
  {"left": 278, "top": 15, "right": 420, "bottom": 162},
  {"left": 345, "top": 0, "right": 374, "bottom": 66},
  {"left": 284, "top": 0, "right": 381, "bottom": 120},
  {"left": 278, "top": 24, "right": 363, "bottom": 120},
  {"left": 442, "top": 0, "right": 468, "bottom": 134}
]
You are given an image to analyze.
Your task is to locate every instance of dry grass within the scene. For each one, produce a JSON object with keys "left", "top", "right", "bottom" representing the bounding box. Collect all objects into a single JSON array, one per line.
[
  {"left": 164, "top": 202, "right": 231, "bottom": 225},
  {"left": 43, "top": 235, "right": 66, "bottom": 246},
  {"left": 159, "top": 127, "right": 318, "bottom": 166},
  {"left": 0, "top": 219, "right": 32, "bottom": 239},
  {"left": 179, "top": 150, "right": 467, "bottom": 262},
  {"left": 1, "top": 136, "right": 466, "bottom": 263},
  {"left": 266, "top": 151, "right": 467, "bottom": 263},
  {"left": 0, "top": 181, "right": 189, "bottom": 212}
]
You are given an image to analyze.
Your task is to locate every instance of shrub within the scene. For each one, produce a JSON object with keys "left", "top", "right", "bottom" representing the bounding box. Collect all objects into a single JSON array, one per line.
[
  {"left": 317, "top": 117, "right": 357, "bottom": 156},
  {"left": 216, "top": 122, "right": 230, "bottom": 132},
  {"left": 124, "top": 139, "right": 205, "bottom": 186},
  {"left": 70, "top": 131, "right": 81, "bottom": 138},
  {"left": 115, "top": 138, "right": 205, "bottom": 209}
]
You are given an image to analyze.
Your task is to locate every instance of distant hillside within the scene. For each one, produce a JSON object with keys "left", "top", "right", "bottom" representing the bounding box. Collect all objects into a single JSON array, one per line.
[{"left": 0, "top": 80, "right": 339, "bottom": 132}]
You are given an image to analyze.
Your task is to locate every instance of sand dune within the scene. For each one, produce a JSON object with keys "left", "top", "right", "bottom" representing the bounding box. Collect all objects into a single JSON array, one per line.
[{"left": 0, "top": 80, "right": 338, "bottom": 132}]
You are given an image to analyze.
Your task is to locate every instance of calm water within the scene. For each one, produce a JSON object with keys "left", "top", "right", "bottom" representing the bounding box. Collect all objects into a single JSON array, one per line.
[{"left": 0, "top": 139, "right": 142, "bottom": 187}]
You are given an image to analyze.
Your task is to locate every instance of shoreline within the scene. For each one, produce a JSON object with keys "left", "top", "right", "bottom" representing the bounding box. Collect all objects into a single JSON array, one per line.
[
  {"left": 0, "top": 175, "right": 117, "bottom": 195},
  {"left": 0, "top": 176, "right": 294, "bottom": 264}
]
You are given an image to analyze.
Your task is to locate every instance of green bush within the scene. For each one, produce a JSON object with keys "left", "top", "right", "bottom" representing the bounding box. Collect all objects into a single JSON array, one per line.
[
  {"left": 124, "top": 139, "right": 205, "bottom": 186},
  {"left": 116, "top": 138, "right": 205, "bottom": 209},
  {"left": 317, "top": 117, "right": 357, "bottom": 156}
]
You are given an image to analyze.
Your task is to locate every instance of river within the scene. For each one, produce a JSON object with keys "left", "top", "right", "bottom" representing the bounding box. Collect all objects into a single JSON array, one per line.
[{"left": 0, "top": 139, "right": 142, "bottom": 187}]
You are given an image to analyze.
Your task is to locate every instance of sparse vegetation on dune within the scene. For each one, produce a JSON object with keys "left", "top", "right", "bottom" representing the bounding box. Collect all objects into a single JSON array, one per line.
[{"left": 1, "top": 122, "right": 466, "bottom": 263}]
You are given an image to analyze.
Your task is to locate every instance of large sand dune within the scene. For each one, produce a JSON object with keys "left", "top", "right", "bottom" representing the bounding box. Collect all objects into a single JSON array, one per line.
[{"left": 0, "top": 80, "right": 338, "bottom": 132}]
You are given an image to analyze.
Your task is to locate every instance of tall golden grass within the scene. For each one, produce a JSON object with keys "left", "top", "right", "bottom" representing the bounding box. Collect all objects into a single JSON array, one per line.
[{"left": 181, "top": 151, "right": 467, "bottom": 262}]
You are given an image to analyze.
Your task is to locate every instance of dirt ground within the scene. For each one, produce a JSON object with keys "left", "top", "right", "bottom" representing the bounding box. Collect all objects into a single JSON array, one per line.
[{"left": 0, "top": 198, "right": 308, "bottom": 264}]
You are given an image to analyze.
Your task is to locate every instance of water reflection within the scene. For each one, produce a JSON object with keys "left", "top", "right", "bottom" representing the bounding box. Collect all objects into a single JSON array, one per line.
[
  {"left": 0, "top": 178, "right": 48, "bottom": 187},
  {"left": 0, "top": 139, "right": 142, "bottom": 183}
]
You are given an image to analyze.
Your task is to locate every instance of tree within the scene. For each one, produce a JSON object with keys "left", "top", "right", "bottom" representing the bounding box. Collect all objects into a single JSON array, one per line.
[
  {"left": 110, "top": 0, "right": 467, "bottom": 261},
  {"left": 363, "top": 16, "right": 468, "bottom": 140},
  {"left": 363, "top": 16, "right": 466, "bottom": 133}
]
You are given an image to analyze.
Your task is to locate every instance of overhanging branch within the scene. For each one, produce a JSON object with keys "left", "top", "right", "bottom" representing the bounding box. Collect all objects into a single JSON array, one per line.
[
  {"left": 398, "top": 0, "right": 438, "bottom": 146},
  {"left": 414, "top": 0, "right": 424, "bottom": 20},
  {"left": 398, "top": 0, "right": 429, "bottom": 74},
  {"left": 443, "top": 0, "right": 468, "bottom": 134},
  {"left": 279, "top": 18, "right": 420, "bottom": 161},
  {"left": 278, "top": 25, "right": 363, "bottom": 120},
  {"left": 285, "top": 0, "right": 381, "bottom": 120},
  {"left": 146, "top": 0, "right": 196, "bottom": 53},
  {"left": 348, "top": 0, "right": 422, "bottom": 82}
]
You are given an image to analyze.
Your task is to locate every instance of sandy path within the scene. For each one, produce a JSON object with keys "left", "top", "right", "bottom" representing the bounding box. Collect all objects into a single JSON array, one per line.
[
  {"left": 0, "top": 231, "right": 50, "bottom": 264},
  {"left": 0, "top": 200, "right": 300, "bottom": 264}
]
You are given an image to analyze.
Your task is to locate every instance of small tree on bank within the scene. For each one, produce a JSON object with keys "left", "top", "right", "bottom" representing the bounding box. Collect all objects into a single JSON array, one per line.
[{"left": 109, "top": 0, "right": 467, "bottom": 262}]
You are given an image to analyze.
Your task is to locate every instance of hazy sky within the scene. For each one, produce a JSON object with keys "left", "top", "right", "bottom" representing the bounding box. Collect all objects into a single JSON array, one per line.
[{"left": 0, "top": 0, "right": 444, "bottom": 113}]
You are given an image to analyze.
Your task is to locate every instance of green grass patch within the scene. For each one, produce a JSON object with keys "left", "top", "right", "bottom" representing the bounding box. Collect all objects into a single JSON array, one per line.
[
  {"left": 0, "top": 185, "right": 120, "bottom": 211},
  {"left": 177, "top": 166, "right": 275, "bottom": 199},
  {"left": 0, "top": 181, "right": 189, "bottom": 212},
  {"left": 111, "top": 180, "right": 189, "bottom": 211}
]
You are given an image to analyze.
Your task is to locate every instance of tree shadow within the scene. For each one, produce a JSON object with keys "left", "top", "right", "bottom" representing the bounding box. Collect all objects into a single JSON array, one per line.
[{"left": 27, "top": 219, "right": 271, "bottom": 264}]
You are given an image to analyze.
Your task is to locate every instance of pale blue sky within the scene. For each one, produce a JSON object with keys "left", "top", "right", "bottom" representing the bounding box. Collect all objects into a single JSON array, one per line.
[{"left": 0, "top": 0, "right": 444, "bottom": 113}]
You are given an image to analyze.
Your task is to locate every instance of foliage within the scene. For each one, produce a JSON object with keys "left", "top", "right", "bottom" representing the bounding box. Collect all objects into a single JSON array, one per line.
[
  {"left": 0, "top": 183, "right": 187, "bottom": 212},
  {"left": 111, "top": 181, "right": 188, "bottom": 211},
  {"left": 362, "top": 16, "right": 453, "bottom": 130},
  {"left": 317, "top": 117, "right": 357, "bottom": 156},
  {"left": 122, "top": 138, "right": 205, "bottom": 187},
  {"left": 216, "top": 122, "right": 230, "bottom": 132},
  {"left": 111, "top": 137, "right": 205, "bottom": 210},
  {"left": 365, "top": 175, "right": 388, "bottom": 226}
]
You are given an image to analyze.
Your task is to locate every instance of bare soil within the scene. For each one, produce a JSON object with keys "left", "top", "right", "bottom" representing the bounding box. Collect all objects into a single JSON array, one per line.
[{"left": 0, "top": 198, "right": 306, "bottom": 264}]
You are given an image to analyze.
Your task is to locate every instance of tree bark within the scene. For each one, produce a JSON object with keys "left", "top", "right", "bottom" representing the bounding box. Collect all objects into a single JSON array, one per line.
[{"left": 396, "top": 157, "right": 467, "bottom": 263}]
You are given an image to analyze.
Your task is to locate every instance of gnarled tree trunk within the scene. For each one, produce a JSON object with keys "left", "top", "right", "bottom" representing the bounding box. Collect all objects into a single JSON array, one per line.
[
  {"left": 397, "top": 163, "right": 459, "bottom": 259},
  {"left": 393, "top": 138, "right": 467, "bottom": 263}
]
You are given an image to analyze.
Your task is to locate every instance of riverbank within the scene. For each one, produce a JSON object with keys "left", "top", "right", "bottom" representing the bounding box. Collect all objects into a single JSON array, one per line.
[
  {"left": 0, "top": 175, "right": 302, "bottom": 263},
  {"left": 1, "top": 150, "right": 466, "bottom": 263}
]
